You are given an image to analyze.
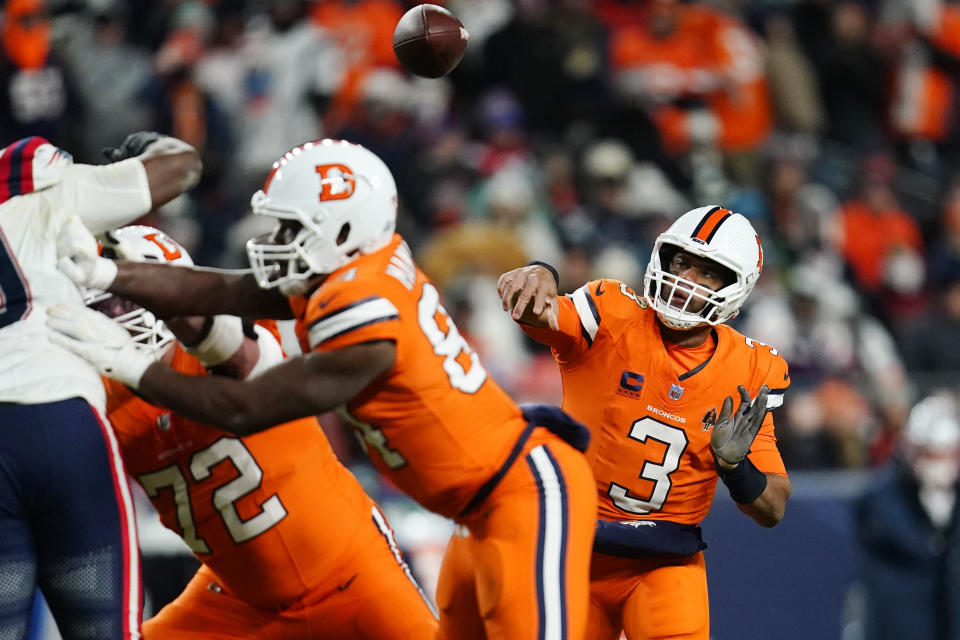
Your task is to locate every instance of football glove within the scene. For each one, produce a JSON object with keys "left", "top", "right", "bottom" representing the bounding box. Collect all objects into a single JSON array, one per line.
[
  {"left": 101, "top": 131, "right": 165, "bottom": 162},
  {"left": 57, "top": 216, "right": 118, "bottom": 291},
  {"left": 46, "top": 303, "right": 156, "bottom": 389},
  {"left": 710, "top": 384, "right": 769, "bottom": 467}
]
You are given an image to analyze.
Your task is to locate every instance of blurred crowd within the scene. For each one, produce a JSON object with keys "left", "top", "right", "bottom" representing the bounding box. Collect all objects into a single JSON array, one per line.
[{"left": 5, "top": 0, "right": 960, "bottom": 476}]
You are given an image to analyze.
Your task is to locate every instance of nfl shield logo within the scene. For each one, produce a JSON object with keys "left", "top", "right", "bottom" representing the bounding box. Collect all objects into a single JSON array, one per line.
[{"left": 669, "top": 384, "right": 685, "bottom": 400}]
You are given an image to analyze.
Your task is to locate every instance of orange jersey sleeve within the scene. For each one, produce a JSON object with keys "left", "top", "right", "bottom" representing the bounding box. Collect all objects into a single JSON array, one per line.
[
  {"left": 520, "top": 279, "right": 627, "bottom": 363},
  {"left": 106, "top": 347, "right": 377, "bottom": 610},
  {"left": 292, "top": 235, "right": 529, "bottom": 519},
  {"left": 522, "top": 280, "right": 789, "bottom": 525}
]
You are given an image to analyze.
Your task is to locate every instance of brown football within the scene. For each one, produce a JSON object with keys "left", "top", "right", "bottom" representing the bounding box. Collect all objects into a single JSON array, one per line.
[{"left": 393, "top": 4, "right": 469, "bottom": 79}]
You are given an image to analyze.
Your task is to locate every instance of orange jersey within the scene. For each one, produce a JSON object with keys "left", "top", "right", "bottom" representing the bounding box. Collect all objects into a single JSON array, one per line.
[
  {"left": 106, "top": 346, "right": 377, "bottom": 610},
  {"left": 890, "top": 4, "right": 960, "bottom": 142},
  {"left": 609, "top": 4, "right": 771, "bottom": 153},
  {"left": 838, "top": 201, "right": 924, "bottom": 292},
  {"left": 288, "top": 234, "right": 529, "bottom": 519},
  {"left": 703, "top": 10, "right": 773, "bottom": 152},
  {"left": 522, "top": 279, "right": 789, "bottom": 525}
]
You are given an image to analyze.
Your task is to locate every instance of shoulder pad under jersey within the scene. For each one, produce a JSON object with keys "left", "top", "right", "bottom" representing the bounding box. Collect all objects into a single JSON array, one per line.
[
  {"left": 0, "top": 137, "right": 72, "bottom": 204},
  {"left": 566, "top": 278, "right": 649, "bottom": 346}
]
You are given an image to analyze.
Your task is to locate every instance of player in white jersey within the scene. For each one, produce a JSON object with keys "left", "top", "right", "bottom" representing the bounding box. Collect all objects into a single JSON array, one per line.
[{"left": 0, "top": 132, "right": 200, "bottom": 640}]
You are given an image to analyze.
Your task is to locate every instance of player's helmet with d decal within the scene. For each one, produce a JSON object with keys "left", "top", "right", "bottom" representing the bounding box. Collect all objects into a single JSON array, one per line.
[
  {"left": 83, "top": 225, "right": 193, "bottom": 356},
  {"left": 643, "top": 205, "right": 763, "bottom": 330},
  {"left": 246, "top": 139, "right": 398, "bottom": 294}
]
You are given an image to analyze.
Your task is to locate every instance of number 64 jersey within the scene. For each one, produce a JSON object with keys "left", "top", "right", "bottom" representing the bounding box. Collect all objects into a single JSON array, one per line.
[
  {"left": 521, "top": 279, "right": 789, "bottom": 526},
  {"left": 288, "top": 234, "right": 532, "bottom": 520}
]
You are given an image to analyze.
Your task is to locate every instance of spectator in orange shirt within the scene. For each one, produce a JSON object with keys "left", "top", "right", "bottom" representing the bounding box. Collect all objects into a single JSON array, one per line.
[
  {"left": 0, "top": 0, "right": 85, "bottom": 150},
  {"left": 309, "top": 0, "right": 404, "bottom": 133},
  {"left": 835, "top": 155, "right": 924, "bottom": 308},
  {"left": 882, "top": 0, "right": 960, "bottom": 161},
  {"left": 605, "top": 0, "right": 772, "bottom": 187}
]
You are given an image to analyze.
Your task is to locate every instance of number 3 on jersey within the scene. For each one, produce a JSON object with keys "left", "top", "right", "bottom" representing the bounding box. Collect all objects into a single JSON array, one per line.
[{"left": 608, "top": 417, "right": 688, "bottom": 514}]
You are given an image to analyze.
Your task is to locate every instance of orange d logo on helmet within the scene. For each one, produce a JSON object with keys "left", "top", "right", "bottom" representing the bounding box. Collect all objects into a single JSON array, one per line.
[
  {"left": 315, "top": 164, "right": 356, "bottom": 202},
  {"left": 143, "top": 232, "right": 182, "bottom": 261}
]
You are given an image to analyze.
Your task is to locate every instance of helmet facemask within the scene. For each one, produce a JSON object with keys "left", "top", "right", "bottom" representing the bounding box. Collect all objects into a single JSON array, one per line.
[
  {"left": 246, "top": 187, "right": 366, "bottom": 291},
  {"left": 83, "top": 288, "right": 174, "bottom": 357},
  {"left": 642, "top": 205, "right": 762, "bottom": 330},
  {"left": 81, "top": 225, "right": 191, "bottom": 357},
  {"left": 644, "top": 242, "right": 744, "bottom": 330}
]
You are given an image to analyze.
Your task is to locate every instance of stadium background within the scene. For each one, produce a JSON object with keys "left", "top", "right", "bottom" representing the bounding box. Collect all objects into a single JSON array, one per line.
[{"left": 7, "top": 0, "right": 960, "bottom": 637}]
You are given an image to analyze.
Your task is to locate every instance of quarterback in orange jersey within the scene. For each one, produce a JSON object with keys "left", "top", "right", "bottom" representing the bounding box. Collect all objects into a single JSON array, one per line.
[
  {"left": 50, "top": 141, "right": 598, "bottom": 640},
  {"left": 84, "top": 225, "right": 439, "bottom": 640},
  {"left": 498, "top": 205, "right": 792, "bottom": 640}
]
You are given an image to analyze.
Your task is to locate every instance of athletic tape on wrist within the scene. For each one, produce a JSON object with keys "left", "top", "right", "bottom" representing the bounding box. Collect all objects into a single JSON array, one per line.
[
  {"left": 91, "top": 258, "right": 119, "bottom": 291},
  {"left": 186, "top": 315, "right": 244, "bottom": 366},
  {"left": 527, "top": 261, "right": 559, "bottom": 287},
  {"left": 248, "top": 325, "right": 285, "bottom": 379},
  {"left": 715, "top": 456, "right": 768, "bottom": 504}
]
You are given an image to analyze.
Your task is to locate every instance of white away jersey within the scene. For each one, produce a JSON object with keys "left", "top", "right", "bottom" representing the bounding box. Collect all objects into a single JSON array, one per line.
[{"left": 0, "top": 137, "right": 152, "bottom": 408}]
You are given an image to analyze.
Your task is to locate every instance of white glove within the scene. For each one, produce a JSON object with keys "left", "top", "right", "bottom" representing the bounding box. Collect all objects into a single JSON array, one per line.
[
  {"left": 57, "top": 216, "right": 118, "bottom": 290},
  {"left": 46, "top": 303, "right": 156, "bottom": 388}
]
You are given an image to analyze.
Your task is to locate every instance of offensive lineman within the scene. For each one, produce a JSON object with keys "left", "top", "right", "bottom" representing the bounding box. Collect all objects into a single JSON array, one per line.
[
  {"left": 49, "top": 139, "right": 597, "bottom": 640},
  {"left": 85, "top": 224, "right": 438, "bottom": 639}
]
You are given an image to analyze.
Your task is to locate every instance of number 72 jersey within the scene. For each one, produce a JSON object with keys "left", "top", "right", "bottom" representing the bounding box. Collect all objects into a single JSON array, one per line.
[
  {"left": 521, "top": 279, "right": 789, "bottom": 526},
  {"left": 289, "top": 234, "right": 530, "bottom": 521},
  {"left": 105, "top": 345, "right": 384, "bottom": 610}
]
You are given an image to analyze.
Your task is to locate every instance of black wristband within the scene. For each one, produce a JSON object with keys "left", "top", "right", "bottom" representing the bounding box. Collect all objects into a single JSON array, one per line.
[
  {"left": 715, "top": 456, "right": 768, "bottom": 504},
  {"left": 527, "top": 261, "right": 559, "bottom": 287},
  {"left": 241, "top": 318, "right": 258, "bottom": 340}
]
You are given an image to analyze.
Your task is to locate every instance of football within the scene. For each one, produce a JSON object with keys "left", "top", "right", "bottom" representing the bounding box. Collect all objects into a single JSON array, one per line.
[{"left": 393, "top": 4, "right": 469, "bottom": 79}]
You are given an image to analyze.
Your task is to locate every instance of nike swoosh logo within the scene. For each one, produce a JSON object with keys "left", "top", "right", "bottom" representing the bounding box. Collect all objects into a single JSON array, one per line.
[
  {"left": 595, "top": 283, "right": 605, "bottom": 296},
  {"left": 337, "top": 574, "right": 358, "bottom": 591}
]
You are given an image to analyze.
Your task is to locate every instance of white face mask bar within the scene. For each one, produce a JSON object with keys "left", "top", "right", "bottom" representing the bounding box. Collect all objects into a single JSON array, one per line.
[
  {"left": 644, "top": 268, "right": 726, "bottom": 328},
  {"left": 84, "top": 290, "right": 174, "bottom": 357},
  {"left": 246, "top": 229, "right": 316, "bottom": 289}
]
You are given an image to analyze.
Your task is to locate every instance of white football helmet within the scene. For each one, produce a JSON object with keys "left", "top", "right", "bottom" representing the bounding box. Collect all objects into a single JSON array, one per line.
[
  {"left": 246, "top": 139, "right": 398, "bottom": 294},
  {"left": 643, "top": 205, "right": 763, "bottom": 330},
  {"left": 83, "top": 225, "right": 193, "bottom": 357}
]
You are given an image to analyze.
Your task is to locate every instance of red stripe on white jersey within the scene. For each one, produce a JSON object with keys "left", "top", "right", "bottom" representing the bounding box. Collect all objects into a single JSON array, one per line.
[
  {"left": 19, "top": 137, "right": 43, "bottom": 196},
  {"left": 91, "top": 408, "right": 143, "bottom": 639}
]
